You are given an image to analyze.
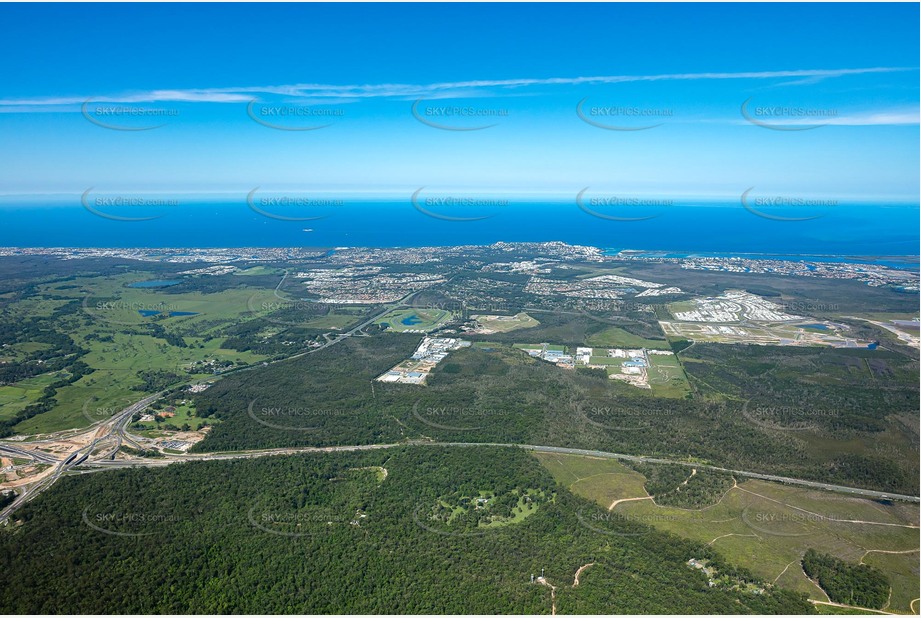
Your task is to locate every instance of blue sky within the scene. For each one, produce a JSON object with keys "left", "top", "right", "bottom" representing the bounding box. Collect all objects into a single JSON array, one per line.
[{"left": 0, "top": 3, "right": 918, "bottom": 199}]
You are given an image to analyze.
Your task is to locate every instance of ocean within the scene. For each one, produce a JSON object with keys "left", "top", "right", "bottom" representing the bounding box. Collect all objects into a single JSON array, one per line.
[{"left": 0, "top": 199, "right": 918, "bottom": 267}]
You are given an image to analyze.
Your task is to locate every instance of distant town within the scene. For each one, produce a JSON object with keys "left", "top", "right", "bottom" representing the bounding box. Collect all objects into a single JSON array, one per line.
[{"left": 1, "top": 243, "right": 916, "bottom": 290}]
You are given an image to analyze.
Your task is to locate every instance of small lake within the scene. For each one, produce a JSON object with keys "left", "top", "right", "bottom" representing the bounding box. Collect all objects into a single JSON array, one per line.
[{"left": 799, "top": 323, "right": 830, "bottom": 330}]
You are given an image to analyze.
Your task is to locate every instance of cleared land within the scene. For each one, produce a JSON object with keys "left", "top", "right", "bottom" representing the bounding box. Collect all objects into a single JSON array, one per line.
[
  {"left": 468, "top": 312, "right": 540, "bottom": 333},
  {"left": 660, "top": 320, "right": 878, "bottom": 349},
  {"left": 585, "top": 325, "right": 671, "bottom": 350},
  {"left": 667, "top": 290, "right": 803, "bottom": 323},
  {"left": 134, "top": 400, "right": 217, "bottom": 431},
  {"left": 645, "top": 352, "right": 693, "bottom": 398},
  {"left": 536, "top": 452, "right": 920, "bottom": 614},
  {"left": 662, "top": 291, "right": 876, "bottom": 348},
  {"left": 534, "top": 452, "right": 649, "bottom": 508}
]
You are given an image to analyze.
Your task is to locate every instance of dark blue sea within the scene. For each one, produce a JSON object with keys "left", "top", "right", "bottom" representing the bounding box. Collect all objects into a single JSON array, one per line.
[{"left": 0, "top": 197, "right": 917, "bottom": 268}]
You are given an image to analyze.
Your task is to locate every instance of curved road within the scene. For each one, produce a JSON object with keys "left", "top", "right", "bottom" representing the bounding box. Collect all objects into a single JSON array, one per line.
[
  {"left": 1, "top": 286, "right": 419, "bottom": 523},
  {"left": 73, "top": 440, "right": 921, "bottom": 504}
]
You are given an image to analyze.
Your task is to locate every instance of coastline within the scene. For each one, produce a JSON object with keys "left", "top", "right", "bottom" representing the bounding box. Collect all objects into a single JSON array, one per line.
[{"left": 1, "top": 242, "right": 918, "bottom": 271}]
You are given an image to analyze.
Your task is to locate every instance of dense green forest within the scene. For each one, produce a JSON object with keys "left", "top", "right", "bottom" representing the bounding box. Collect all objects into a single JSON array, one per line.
[
  {"left": 801, "top": 549, "right": 890, "bottom": 609},
  {"left": 0, "top": 447, "right": 812, "bottom": 614},
  {"left": 684, "top": 343, "right": 919, "bottom": 435},
  {"left": 191, "top": 334, "right": 918, "bottom": 495},
  {"left": 625, "top": 463, "right": 735, "bottom": 508}
]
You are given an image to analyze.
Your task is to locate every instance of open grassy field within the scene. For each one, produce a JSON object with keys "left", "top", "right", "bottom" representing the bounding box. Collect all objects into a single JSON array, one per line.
[
  {"left": 646, "top": 352, "right": 693, "bottom": 398},
  {"left": 13, "top": 332, "right": 265, "bottom": 434},
  {"left": 0, "top": 371, "right": 67, "bottom": 421},
  {"left": 136, "top": 400, "right": 217, "bottom": 431},
  {"left": 0, "top": 341, "right": 52, "bottom": 363},
  {"left": 536, "top": 452, "right": 920, "bottom": 614},
  {"left": 471, "top": 312, "right": 540, "bottom": 333},
  {"left": 533, "top": 453, "right": 649, "bottom": 508},
  {"left": 585, "top": 325, "right": 671, "bottom": 349},
  {"left": 33, "top": 271, "right": 360, "bottom": 335},
  {"left": 665, "top": 300, "right": 698, "bottom": 317},
  {"left": 4, "top": 272, "right": 281, "bottom": 434},
  {"left": 513, "top": 343, "right": 547, "bottom": 351},
  {"left": 482, "top": 490, "right": 549, "bottom": 528},
  {"left": 234, "top": 266, "right": 282, "bottom": 276},
  {"left": 298, "top": 312, "right": 362, "bottom": 329},
  {"left": 862, "top": 551, "right": 920, "bottom": 613}
]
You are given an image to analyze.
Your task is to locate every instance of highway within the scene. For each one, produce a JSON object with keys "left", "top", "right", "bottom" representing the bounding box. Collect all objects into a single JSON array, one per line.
[
  {"left": 66, "top": 440, "right": 921, "bottom": 504},
  {"left": 0, "top": 391, "right": 165, "bottom": 523},
  {"left": 1, "top": 283, "right": 425, "bottom": 524},
  {"left": 0, "top": 443, "right": 59, "bottom": 464},
  {"left": 3, "top": 285, "right": 918, "bottom": 524}
]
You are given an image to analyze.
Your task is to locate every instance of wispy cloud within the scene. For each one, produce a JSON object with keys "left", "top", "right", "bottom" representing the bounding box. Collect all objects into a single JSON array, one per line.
[
  {"left": 796, "top": 108, "right": 919, "bottom": 126},
  {"left": 734, "top": 107, "right": 920, "bottom": 127},
  {"left": 0, "top": 67, "right": 913, "bottom": 107}
]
